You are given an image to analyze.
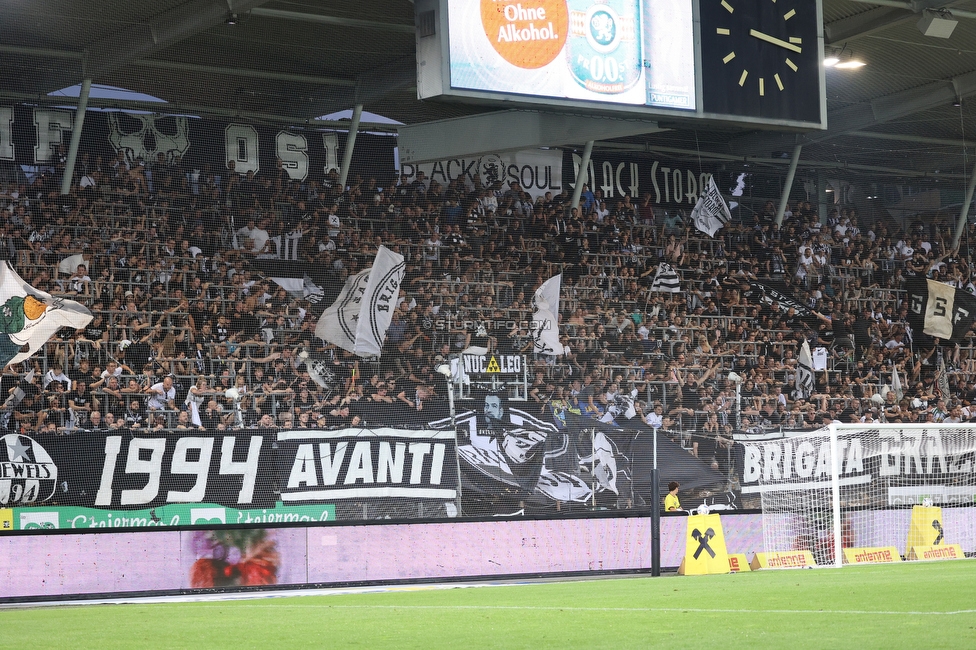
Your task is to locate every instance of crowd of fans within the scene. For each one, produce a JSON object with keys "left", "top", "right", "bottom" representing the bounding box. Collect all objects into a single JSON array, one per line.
[{"left": 1, "top": 146, "right": 975, "bottom": 484}]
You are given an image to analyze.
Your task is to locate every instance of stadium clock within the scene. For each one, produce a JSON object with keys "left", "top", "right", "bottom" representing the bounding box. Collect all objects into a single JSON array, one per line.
[{"left": 699, "top": 0, "right": 822, "bottom": 124}]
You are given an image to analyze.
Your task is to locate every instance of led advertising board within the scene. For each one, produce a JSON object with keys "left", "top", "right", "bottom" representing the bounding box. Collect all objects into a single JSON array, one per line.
[
  {"left": 416, "top": 0, "right": 826, "bottom": 130},
  {"left": 448, "top": 0, "right": 696, "bottom": 111}
]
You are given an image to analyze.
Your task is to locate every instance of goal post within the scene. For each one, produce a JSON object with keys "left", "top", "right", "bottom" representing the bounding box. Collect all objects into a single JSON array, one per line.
[{"left": 754, "top": 423, "right": 976, "bottom": 567}]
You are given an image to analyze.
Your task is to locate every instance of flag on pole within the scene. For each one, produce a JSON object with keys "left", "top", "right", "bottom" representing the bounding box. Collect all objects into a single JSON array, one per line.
[
  {"left": 892, "top": 365, "right": 903, "bottom": 401},
  {"left": 795, "top": 339, "right": 815, "bottom": 399},
  {"left": 905, "top": 277, "right": 976, "bottom": 344},
  {"left": 0, "top": 262, "right": 93, "bottom": 368},
  {"left": 650, "top": 263, "right": 681, "bottom": 293},
  {"left": 532, "top": 274, "right": 562, "bottom": 356},
  {"left": 690, "top": 176, "right": 732, "bottom": 237},
  {"left": 937, "top": 356, "right": 951, "bottom": 401},
  {"left": 314, "top": 245, "right": 406, "bottom": 357}
]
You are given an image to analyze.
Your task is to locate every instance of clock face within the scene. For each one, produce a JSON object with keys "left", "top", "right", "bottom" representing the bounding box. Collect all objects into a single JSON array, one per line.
[{"left": 700, "top": 0, "right": 822, "bottom": 124}]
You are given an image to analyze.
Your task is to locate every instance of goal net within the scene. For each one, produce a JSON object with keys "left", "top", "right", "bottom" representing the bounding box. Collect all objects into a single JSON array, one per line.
[{"left": 756, "top": 423, "right": 976, "bottom": 567}]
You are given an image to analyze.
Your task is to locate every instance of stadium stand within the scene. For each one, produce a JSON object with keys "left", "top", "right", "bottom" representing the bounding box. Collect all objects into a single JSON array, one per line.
[{"left": 1, "top": 146, "right": 974, "bottom": 511}]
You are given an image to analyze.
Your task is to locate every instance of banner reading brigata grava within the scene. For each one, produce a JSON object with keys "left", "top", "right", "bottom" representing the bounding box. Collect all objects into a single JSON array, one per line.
[{"left": 738, "top": 426, "right": 976, "bottom": 505}]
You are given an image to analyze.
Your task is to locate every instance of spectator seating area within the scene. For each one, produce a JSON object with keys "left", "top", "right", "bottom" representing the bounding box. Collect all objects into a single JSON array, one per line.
[{"left": 2, "top": 155, "right": 976, "bottom": 485}]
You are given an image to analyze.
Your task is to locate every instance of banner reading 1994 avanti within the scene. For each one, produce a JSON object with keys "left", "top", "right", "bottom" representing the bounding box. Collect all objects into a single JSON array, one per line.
[{"left": 0, "top": 427, "right": 457, "bottom": 532}]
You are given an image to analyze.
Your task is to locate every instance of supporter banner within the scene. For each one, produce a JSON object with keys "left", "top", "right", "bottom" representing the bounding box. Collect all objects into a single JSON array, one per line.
[
  {"left": 462, "top": 354, "right": 524, "bottom": 374},
  {"left": 431, "top": 398, "right": 725, "bottom": 506},
  {"left": 0, "top": 106, "right": 395, "bottom": 185},
  {"left": 398, "top": 149, "right": 562, "bottom": 199},
  {"left": 5, "top": 502, "right": 335, "bottom": 530},
  {"left": 905, "top": 277, "right": 976, "bottom": 344},
  {"left": 565, "top": 150, "right": 718, "bottom": 207},
  {"left": 0, "top": 431, "right": 277, "bottom": 509},
  {"left": 277, "top": 428, "right": 459, "bottom": 502},
  {"left": 740, "top": 426, "right": 976, "bottom": 499},
  {"left": 744, "top": 280, "right": 819, "bottom": 324}
]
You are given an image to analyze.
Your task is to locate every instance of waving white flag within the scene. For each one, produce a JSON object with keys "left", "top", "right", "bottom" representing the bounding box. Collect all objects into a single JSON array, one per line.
[
  {"left": 0, "top": 262, "right": 92, "bottom": 367},
  {"left": 691, "top": 176, "right": 732, "bottom": 238},
  {"left": 315, "top": 245, "right": 405, "bottom": 357},
  {"left": 532, "top": 274, "right": 562, "bottom": 356}
]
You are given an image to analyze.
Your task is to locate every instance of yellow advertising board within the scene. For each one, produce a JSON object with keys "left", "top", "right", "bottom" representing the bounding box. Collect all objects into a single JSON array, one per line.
[
  {"left": 750, "top": 550, "right": 817, "bottom": 570},
  {"left": 727, "top": 553, "right": 751, "bottom": 572},
  {"left": 677, "top": 513, "right": 729, "bottom": 575},
  {"left": 906, "top": 505, "right": 944, "bottom": 551},
  {"left": 843, "top": 547, "right": 901, "bottom": 564},
  {"left": 907, "top": 544, "right": 965, "bottom": 561}
]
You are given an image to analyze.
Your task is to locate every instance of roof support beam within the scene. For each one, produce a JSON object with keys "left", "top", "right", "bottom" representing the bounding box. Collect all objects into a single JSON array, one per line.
[
  {"left": 60, "top": 78, "right": 91, "bottom": 196},
  {"left": 729, "top": 68, "right": 976, "bottom": 158},
  {"left": 0, "top": 45, "right": 357, "bottom": 88},
  {"left": 843, "top": 0, "right": 976, "bottom": 20},
  {"left": 775, "top": 145, "right": 802, "bottom": 227},
  {"left": 824, "top": 7, "right": 911, "bottom": 44},
  {"left": 250, "top": 8, "right": 415, "bottom": 34},
  {"left": 823, "top": 0, "right": 972, "bottom": 44},
  {"left": 302, "top": 56, "right": 416, "bottom": 120},
  {"left": 953, "top": 164, "right": 976, "bottom": 250},
  {"left": 131, "top": 60, "right": 356, "bottom": 87},
  {"left": 82, "top": 0, "right": 271, "bottom": 80}
]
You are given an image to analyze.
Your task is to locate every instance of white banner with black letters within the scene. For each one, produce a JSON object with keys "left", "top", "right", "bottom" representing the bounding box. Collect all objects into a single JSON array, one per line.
[{"left": 277, "top": 428, "right": 459, "bottom": 502}]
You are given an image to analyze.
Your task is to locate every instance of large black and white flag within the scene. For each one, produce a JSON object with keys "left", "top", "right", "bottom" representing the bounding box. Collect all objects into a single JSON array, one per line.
[
  {"left": 906, "top": 277, "right": 976, "bottom": 344},
  {"left": 315, "top": 268, "right": 370, "bottom": 354},
  {"left": 650, "top": 263, "right": 681, "bottom": 293},
  {"left": 795, "top": 339, "right": 815, "bottom": 399},
  {"left": 314, "top": 246, "right": 405, "bottom": 356},
  {"left": 690, "top": 176, "right": 732, "bottom": 238}
]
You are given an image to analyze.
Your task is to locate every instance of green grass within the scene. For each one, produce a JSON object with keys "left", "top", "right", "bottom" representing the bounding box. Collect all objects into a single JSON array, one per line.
[{"left": 2, "top": 561, "right": 975, "bottom": 649}]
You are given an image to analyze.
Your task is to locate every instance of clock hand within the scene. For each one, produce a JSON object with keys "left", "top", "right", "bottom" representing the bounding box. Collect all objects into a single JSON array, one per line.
[{"left": 748, "top": 29, "right": 802, "bottom": 53}]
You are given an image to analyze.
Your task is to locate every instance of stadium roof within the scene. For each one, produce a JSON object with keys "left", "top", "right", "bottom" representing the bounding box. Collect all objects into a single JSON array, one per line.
[{"left": 1, "top": 0, "right": 976, "bottom": 180}]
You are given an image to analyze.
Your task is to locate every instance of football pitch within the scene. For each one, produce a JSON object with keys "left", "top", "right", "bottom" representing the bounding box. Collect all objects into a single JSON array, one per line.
[{"left": 1, "top": 561, "right": 973, "bottom": 649}]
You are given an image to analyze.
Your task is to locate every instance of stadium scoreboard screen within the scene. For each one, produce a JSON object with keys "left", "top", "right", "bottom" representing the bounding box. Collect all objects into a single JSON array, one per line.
[{"left": 416, "top": 0, "right": 826, "bottom": 130}]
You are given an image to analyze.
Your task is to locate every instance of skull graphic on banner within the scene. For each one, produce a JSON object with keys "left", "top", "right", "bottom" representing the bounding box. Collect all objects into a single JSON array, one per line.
[{"left": 107, "top": 113, "right": 190, "bottom": 164}]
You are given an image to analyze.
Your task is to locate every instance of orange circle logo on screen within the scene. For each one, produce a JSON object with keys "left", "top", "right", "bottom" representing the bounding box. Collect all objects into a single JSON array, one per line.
[{"left": 481, "top": 1, "right": 569, "bottom": 69}]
